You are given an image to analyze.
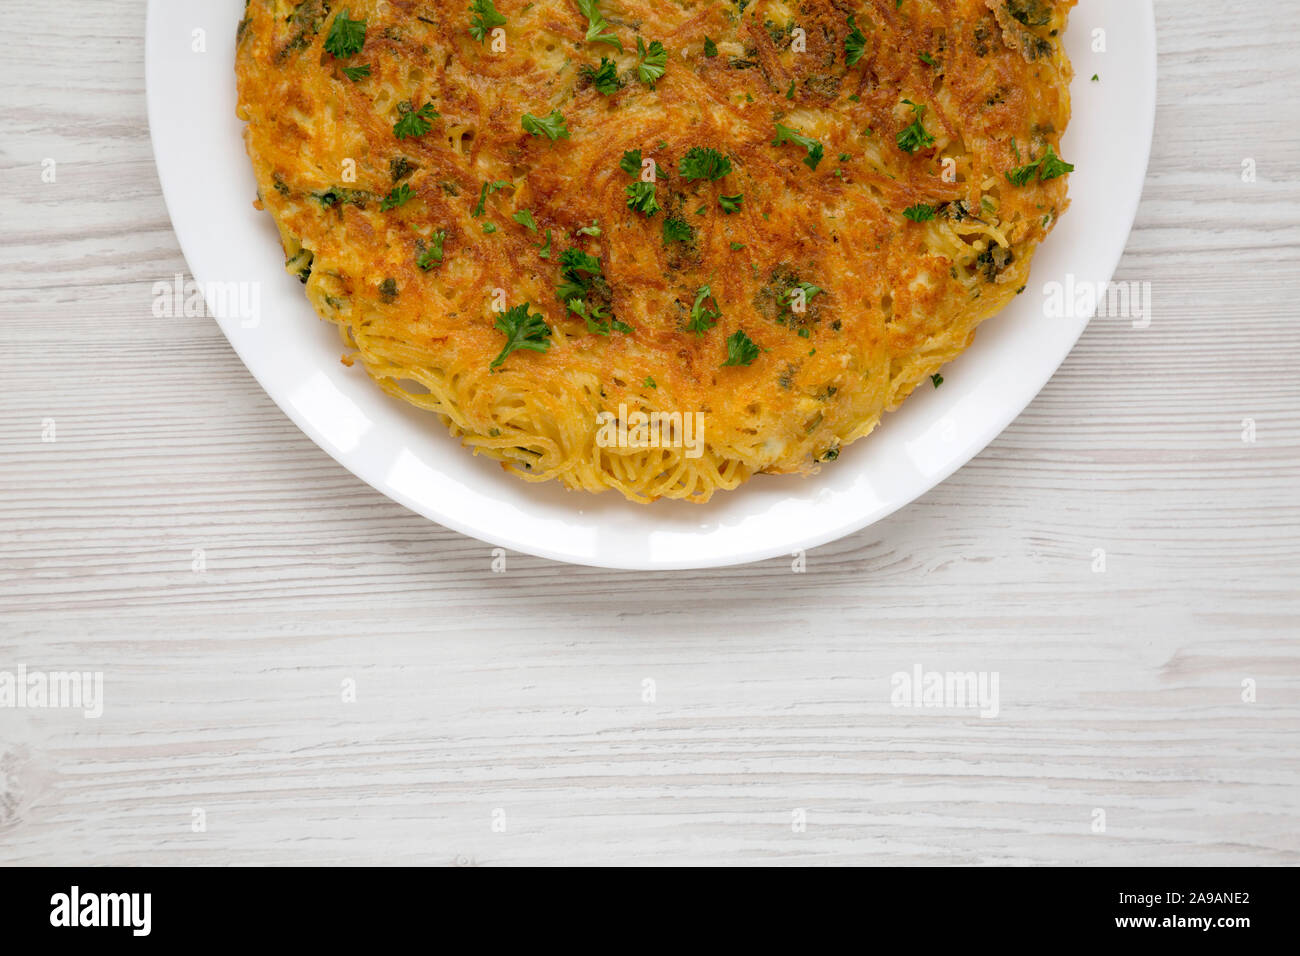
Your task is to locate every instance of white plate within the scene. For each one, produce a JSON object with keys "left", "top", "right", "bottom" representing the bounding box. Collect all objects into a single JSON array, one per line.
[{"left": 146, "top": 1, "right": 1156, "bottom": 570}]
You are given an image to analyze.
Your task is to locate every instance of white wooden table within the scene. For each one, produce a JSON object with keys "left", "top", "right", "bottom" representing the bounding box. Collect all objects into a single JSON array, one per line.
[{"left": 1, "top": 1, "right": 1296, "bottom": 866}]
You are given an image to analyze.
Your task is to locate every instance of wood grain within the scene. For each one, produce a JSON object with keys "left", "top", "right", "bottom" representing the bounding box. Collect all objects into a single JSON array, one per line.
[{"left": 0, "top": 1, "right": 1297, "bottom": 866}]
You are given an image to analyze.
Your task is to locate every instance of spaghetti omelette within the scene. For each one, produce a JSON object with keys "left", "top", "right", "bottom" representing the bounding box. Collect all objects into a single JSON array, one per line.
[{"left": 235, "top": 0, "right": 1076, "bottom": 502}]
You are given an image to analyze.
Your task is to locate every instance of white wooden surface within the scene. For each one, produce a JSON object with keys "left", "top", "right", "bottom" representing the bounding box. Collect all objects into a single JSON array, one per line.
[{"left": 1, "top": 1, "right": 1297, "bottom": 866}]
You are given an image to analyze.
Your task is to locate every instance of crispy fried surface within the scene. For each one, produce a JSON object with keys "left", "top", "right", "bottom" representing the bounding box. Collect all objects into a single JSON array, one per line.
[{"left": 236, "top": 0, "right": 1074, "bottom": 502}]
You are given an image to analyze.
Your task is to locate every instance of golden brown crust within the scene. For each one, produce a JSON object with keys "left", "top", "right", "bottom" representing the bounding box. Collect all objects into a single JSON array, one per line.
[{"left": 235, "top": 0, "right": 1075, "bottom": 502}]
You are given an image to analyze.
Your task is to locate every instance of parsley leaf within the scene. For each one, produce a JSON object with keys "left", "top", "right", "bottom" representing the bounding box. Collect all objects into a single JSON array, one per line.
[
  {"left": 521, "top": 110, "right": 570, "bottom": 141},
  {"left": 703, "top": 36, "right": 718, "bottom": 57},
  {"left": 490, "top": 303, "right": 552, "bottom": 369},
  {"left": 845, "top": 14, "right": 867, "bottom": 66},
  {"left": 324, "top": 10, "right": 367, "bottom": 58},
  {"left": 625, "top": 180, "right": 660, "bottom": 216},
  {"left": 1005, "top": 161, "right": 1037, "bottom": 187},
  {"left": 1006, "top": 143, "right": 1074, "bottom": 185},
  {"left": 468, "top": 0, "right": 507, "bottom": 44},
  {"left": 556, "top": 249, "right": 627, "bottom": 332},
  {"left": 718, "top": 193, "right": 744, "bottom": 214},
  {"left": 896, "top": 100, "right": 935, "bottom": 153},
  {"left": 380, "top": 183, "right": 413, "bottom": 211},
  {"left": 783, "top": 281, "right": 822, "bottom": 307},
  {"left": 772, "top": 124, "right": 825, "bottom": 170},
  {"left": 512, "top": 209, "right": 538, "bottom": 232},
  {"left": 619, "top": 149, "right": 644, "bottom": 176},
  {"left": 688, "top": 285, "right": 721, "bottom": 335},
  {"left": 342, "top": 64, "right": 371, "bottom": 81},
  {"left": 394, "top": 102, "right": 440, "bottom": 139},
  {"left": 575, "top": 0, "right": 622, "bottom": 52},
  {"left": 722, "top": 329, "right": 760, "bottom": 367},
  {"left": 1036, "top": 144, "right": 1075, "bottom": 181},
  {"left": 558, "top": 248, "right": 602, "bottom": 279},
  {"left": 678, "top": 146, "right": 732, "bottom": 182},
  {"left": 556, "top": 247, "right": 603, "bottom": 305},
  {"left": 567, "top": 297, "right": 612, "bottom": 335},
  {"left": 581, "top": 57, "right": 623, "bottom": 95},
  {"left": 637, "top": 38, "right": 668, "bottom": 87},
  {"left": 662, "top": 217, "right": 693, "bottom": 245},
  {"left": 903, "top": 203, "right": 935, "bottom": 222},
  {"left": 416, "top": 231, "right": 446, "bottom": 271},
  {"left": 472, "top": 179, "right": 512, "bottom": 217}
]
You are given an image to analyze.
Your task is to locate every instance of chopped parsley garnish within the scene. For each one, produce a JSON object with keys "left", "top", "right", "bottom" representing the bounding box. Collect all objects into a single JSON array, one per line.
[
  {"left": 394, "top": 102, "right": 439, "bottom": 139},
  {"left": 688, "top": 285, "right": 721, "bottom": 335},
  {"left": 482, "top": 222, "right": 498, "bottom": 234},
  {"left": 678, "top": 146, "right": 732, "bottom": 182},
  {"left": 522, "top": 110, "right": 570, "bottom": 141},
  {"left": 567, "top": 297, "right": 613, "bottom": 335},
  {"left": 1005, "top": 143, "right": 1074, "bottom": 185},
  {"left": 575, "top": 0, "right": 622, "bottom": 52},
  {"left": 637, "top": 38, "right": 668, "bottom": 87},
  {"left": 919, "top": 51, "right": 937, "bottom": 67},
  {"left": 845, "top": 15, "right": 866, "bottom": 66},
  {"left": 662, "top": 216, "right": 693, "bottom": 245},
  {"left": 323, "top": 10, "right": 367, "bottom": 58},
  {"left": 472, "top": 179, "right": 512, "bottom": 217},
  {"left": 619, "top": 149, "right": 644, "bottom": 176},
  {"left": 468, "top": 0, "right": 507, "bottom": 43},
  {"left": 557, "top": 248, "right": 602, "bottom": 302},
  {"left": 772, "top": 124, "right": 825, "bottom": 170},
  {"left": 931, "top": 373, "right": 943, "bottom": 388},
  {"left": 903, "top": 203, "right": 936, "bottom": 221},
  {"left": 341, "top": 64, "right": 371, "bottom": 81},
  {"left": 536, "top": 229, "right": 553, "bottom": 258},
  {"left": 718, "top": 193, "right": 744, "bottom": 214},
  {"left": 625, "top": 180, "right": 660, "bottom": 216},
  {"left": 512, "top": 209, "right": 538, "bottom": 232},
  {"left": 490, "top": 303, "right": 552, "bottom": 369},
  {"left": 896, "top": 100, "right": 935, "bottom": 153},
  {"left": 556, "top": 248, "right": 627, "bottom": 332},
  {"left": 643, "top": 376, "right": 657, "bottom": 388},
  {"left": 380, "top": 183, "right": 413, "bottom": 211},
  {"left": 576, "top": 221, "right": 602, "bottom": 236},
  {"left": 582, "top": 57, "right": 623, "bottom": 95},
  {"left": 416, "top": 231, "right": 446, "bottom": 271},
  {"left": 312, "top": 186, "right": 369, "bottom": 209},
  {"left": 703, "top": 36, "right": 718, "bottom": 57},
  {"left": 769, "top": 278, "right": 821, "bottom": 319},
  {"left": 722, "top": 329, "right": 760, "bottom": 367},
  {"left": 730, "top": 241, "right": 745, "bottom": 250},
  {"left": 793, "top": 281, "right": 822, "bottom": 301}
]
